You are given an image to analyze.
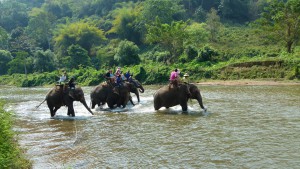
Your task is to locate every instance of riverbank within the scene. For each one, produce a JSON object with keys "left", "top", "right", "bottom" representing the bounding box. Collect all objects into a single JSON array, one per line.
[
  {"left": 196, "top": 79, "right": 300, "bottom": 86},
  {"left": 0, "top": 101, "right": 32, "bottom": 169}
]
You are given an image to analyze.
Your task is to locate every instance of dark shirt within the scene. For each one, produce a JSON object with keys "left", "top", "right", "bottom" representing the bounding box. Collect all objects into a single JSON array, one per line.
[
  {"left": 125, "top": 72, "right": 131, "bottom": 79},
  {"left": 116, "top": 76, "right": 122, "bottom": 85},
  {"left": 105, "top": 72, "right": 110, "bottom": 78},
  {"left": 68, "top": 79, "right": 75, "bottom": 89}
]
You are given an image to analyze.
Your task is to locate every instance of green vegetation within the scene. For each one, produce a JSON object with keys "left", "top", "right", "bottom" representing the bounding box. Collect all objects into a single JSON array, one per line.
[
  {"left": 0, "top": 0, "right": 299, "bottom": 86},
  {"left": 0, "top": 100, "right": 32, "bottom": 169}
]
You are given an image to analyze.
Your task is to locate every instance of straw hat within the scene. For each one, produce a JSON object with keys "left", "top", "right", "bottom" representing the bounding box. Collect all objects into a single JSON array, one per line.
[{"left": 183, "top": 73, "right": 189, "bottom": 77}]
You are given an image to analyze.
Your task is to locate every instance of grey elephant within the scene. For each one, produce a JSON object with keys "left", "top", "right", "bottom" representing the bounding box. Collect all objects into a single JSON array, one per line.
[
  {"left": 107, "top": 83, "right": 134, "bottom": 109},
  {"left": 90, "top": 82, "right": 135, "bottom": 109},
  {"left": 153, "top": 83, "right": 206, "bottom": 112},
  {"left": 42, "top": 85, "right": 94, "bottom": 117}
]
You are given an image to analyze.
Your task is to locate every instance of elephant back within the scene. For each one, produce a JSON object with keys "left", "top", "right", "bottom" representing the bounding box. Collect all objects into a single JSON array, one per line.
[{"left": 101, "top": 81, "right": 114, "bottom": 88}]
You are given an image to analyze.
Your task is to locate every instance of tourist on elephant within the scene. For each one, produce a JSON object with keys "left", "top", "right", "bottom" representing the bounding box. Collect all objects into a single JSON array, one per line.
[
  {"left": 115, "top": 74, "right": 123, "bottom": 87},
  {"left": 183, "top": 73, "right": 190, "bottom": 84},
  {"left": 124, "top": 70, "right": 132, "bottom": 80},
  {"left": 58, "top": 71, "right": 68, "bottom": 84},
  {"left": 125, "top": 70, "right": 137, "bottom": 86},
  {"left": 68, "top": 76, "right": 76, "bottom": 99},
  {"left": 169, "top": 68, "right": 180, "bottom": 88},
  {"left": 121, "top": 71, "right": 126, "bottom": 81},
  {"left": 105, "top": 69, "right": 115, "bottom": 85},
  {"left": 112, "top": 74, "right": 123, "bottom": 95},
  {"left": 115, "top": 67, "right": 121, "bottom": 76}
]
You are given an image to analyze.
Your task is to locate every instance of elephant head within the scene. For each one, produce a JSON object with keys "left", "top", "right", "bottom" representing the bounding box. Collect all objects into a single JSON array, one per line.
[
  {"left": 127, "top": 79, "right": 144, "bottom": 102},
  {"left": 131, "top": 79, "right": 144, "bottom": 93},
  {"left": 46, "top": 85, "right": 93, "bottom": 117},
  {"left": 72, "top": 87, "right": 94, "bottom": 115},
  {"left": 187, "top": 84, "right": 206, "bottom": 111}
]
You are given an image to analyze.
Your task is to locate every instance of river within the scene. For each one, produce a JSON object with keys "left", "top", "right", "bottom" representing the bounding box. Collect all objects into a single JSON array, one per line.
[{"left": 0, "top": 84, "right": 299, "bottom": 168}]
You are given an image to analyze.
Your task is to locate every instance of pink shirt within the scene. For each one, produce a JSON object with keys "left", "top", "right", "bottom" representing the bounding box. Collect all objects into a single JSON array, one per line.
[{"left": 170, "top": 71, "right": 178, "bottom": 80}]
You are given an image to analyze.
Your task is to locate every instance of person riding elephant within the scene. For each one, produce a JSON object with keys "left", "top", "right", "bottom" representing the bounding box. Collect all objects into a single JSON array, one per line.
[
  {"left": 153, "top": 83, "right": 206, "bottom": 112},
  {"left": 42, "top": 84, "right": 94, "bottom": 117},
  {"left": 90, "top": 82, "right": 134, "bottom": 109},
  {"left": 169, "top": 68, "right": 180, "bottom": 88}
]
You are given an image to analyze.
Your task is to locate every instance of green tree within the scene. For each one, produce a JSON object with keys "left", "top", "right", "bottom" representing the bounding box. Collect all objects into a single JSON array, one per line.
[
  {"left": 33, "top": 50, "right": 56, "bottom": 72},
  {"left": 26, "top": 8, "right": 54, "bottom": 50},
  {"left": 256, "top": 0, "right": 300, "bottom": 53},
  {"left": 7, "top": 51, "right": 33, "bottom": 75},
  {"left": 114, "top": 40, "right": 140, "bottom": 66},
  {"left": 43, "top": 1, "right": 72, "bottom": 19},
  {"left": 145, "top": 18, "right": 188, "bottom": 63},
  {"left": 107, "top": 2, "right": 142, "bottom": 45},
  {"left": 219, "top": 0, "right": 250, "bottom": 23},
  {"left": 53, "top": 21, "right": 107, "bottom": 57},
  {"left": 0, "top": 27, "right": 9, "bottom": 50},
  {"left": 141, "top": 0, "right": 185, "bottom": 24},
  {"left": 67, "top": 44, "right": 91, "bottom": 69},
  {"left": 185, "top": 22, "right": 209, "bottom": 47},
  {"left": 9, "top": 27, "right": 34, "bottom": 54},
  {"left": 206, "top": 8, "right": 222, "bottom": 42},
  {"left": 0, "top": 50, "right": 13, "bottom": 75},
  {"left": 0, "top": 1, "right": 29, "bottom": 31},
  {"left": 78, "top": 0, "right": 119, "bottom": 18}
]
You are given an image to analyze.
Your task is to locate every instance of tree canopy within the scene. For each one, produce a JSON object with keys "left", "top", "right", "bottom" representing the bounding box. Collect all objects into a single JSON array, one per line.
[{"left": 0, "top": 0, "right": 299, "bottom": 81}]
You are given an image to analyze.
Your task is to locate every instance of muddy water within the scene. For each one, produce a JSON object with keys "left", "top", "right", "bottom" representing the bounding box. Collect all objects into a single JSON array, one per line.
[{"left": 0, "top": 84, "right": 300, "bottom": 168}]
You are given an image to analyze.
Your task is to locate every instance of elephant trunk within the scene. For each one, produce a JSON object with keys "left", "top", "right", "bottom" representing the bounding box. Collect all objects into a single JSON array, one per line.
[
  {"left": 138, "top": 86, "right": 144, "bottom": 93},
  {"left": 81, "top": 99, "right": 94, "bottom": 115},
  {"left": 196, "top": 94, "right": 206, "bottom": 111}
]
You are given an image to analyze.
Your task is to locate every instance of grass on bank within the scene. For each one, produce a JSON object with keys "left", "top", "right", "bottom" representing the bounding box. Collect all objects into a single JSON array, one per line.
[{"left": 0, "top": 100, "right": 32, "bottom": 169}]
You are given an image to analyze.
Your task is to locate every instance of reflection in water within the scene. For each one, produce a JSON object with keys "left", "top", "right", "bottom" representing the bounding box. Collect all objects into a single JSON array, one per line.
[{"left": 1, "top": 85, "right": 300, "bottom": 168}]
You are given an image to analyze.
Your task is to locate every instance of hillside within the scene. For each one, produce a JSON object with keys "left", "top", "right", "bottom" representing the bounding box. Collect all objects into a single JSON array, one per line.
[{"left": 0, "top": 0, "right": 299, "bottom": 86}]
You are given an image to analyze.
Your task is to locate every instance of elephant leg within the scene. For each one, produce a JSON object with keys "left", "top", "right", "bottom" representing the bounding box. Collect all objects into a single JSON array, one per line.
[
  {"left": 129, "top": 96, "right": 135, "bottom": 105},
  {"left": 49, "top": 107, "right": 55, "bottom": 117},
  {"left": 154, "top": 101, "right": 161, "bottom": 110},
  {"left": 91, "top": 101, "right": 96, "bottom": 109},
  {"left": 51, "top": 106, "right": 60, "bottom": 117},
  {"left": 134, "top": 92, "right": 140, "bottom": 102},
  {"left": 181, "top": 103, "right": 188, "bottom": 111},
  {"left": 67, "top": 106, "right": 75, "bottom": 117}
]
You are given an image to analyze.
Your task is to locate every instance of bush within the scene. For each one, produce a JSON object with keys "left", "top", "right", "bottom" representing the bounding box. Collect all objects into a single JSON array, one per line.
[{"left": 114, "top": 40, "right": 141, "bottom": 66}]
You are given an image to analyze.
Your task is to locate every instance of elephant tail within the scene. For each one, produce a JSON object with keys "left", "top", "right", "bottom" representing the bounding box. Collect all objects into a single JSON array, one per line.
[{"left": 35, "top": 99, "right": 46, "bottom": 109}]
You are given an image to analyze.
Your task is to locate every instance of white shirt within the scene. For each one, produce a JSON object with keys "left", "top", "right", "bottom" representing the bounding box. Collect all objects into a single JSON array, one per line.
[{"left": 59, "top": 75, "right": 67, "bottom": 82}]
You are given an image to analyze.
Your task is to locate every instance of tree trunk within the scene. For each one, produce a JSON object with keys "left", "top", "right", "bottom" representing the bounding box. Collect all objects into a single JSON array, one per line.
[{"left": 287, "top": 41, "right": 293, "bottom": 53}]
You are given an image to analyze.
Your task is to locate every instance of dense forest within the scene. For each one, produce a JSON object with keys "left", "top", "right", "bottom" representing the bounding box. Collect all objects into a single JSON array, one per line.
[{"left": 0, "top": 0, "right": 299, "bottom": 86}]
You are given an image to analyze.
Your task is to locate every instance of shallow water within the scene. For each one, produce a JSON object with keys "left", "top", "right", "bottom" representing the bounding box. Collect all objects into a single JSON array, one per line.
[{"left": 1, "top": 84, "right": 300, "bottom": 168}]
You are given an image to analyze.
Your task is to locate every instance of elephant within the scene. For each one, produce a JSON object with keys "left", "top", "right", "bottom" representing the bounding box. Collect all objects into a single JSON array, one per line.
[
  {"left": 106, "top": 83, "right": 134, "bottom": 109},
  {"left": 127, "top": 79, "right": 145, "bottom": 102},
  {"left": 45, "top": 85, "right": 94, "bottom": 117},
  {"left": 153, "top": 83, "right": 206, "bottom": 112},
  {"left": 90, "top": 82, "right": 135, "bottom": 109}
]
